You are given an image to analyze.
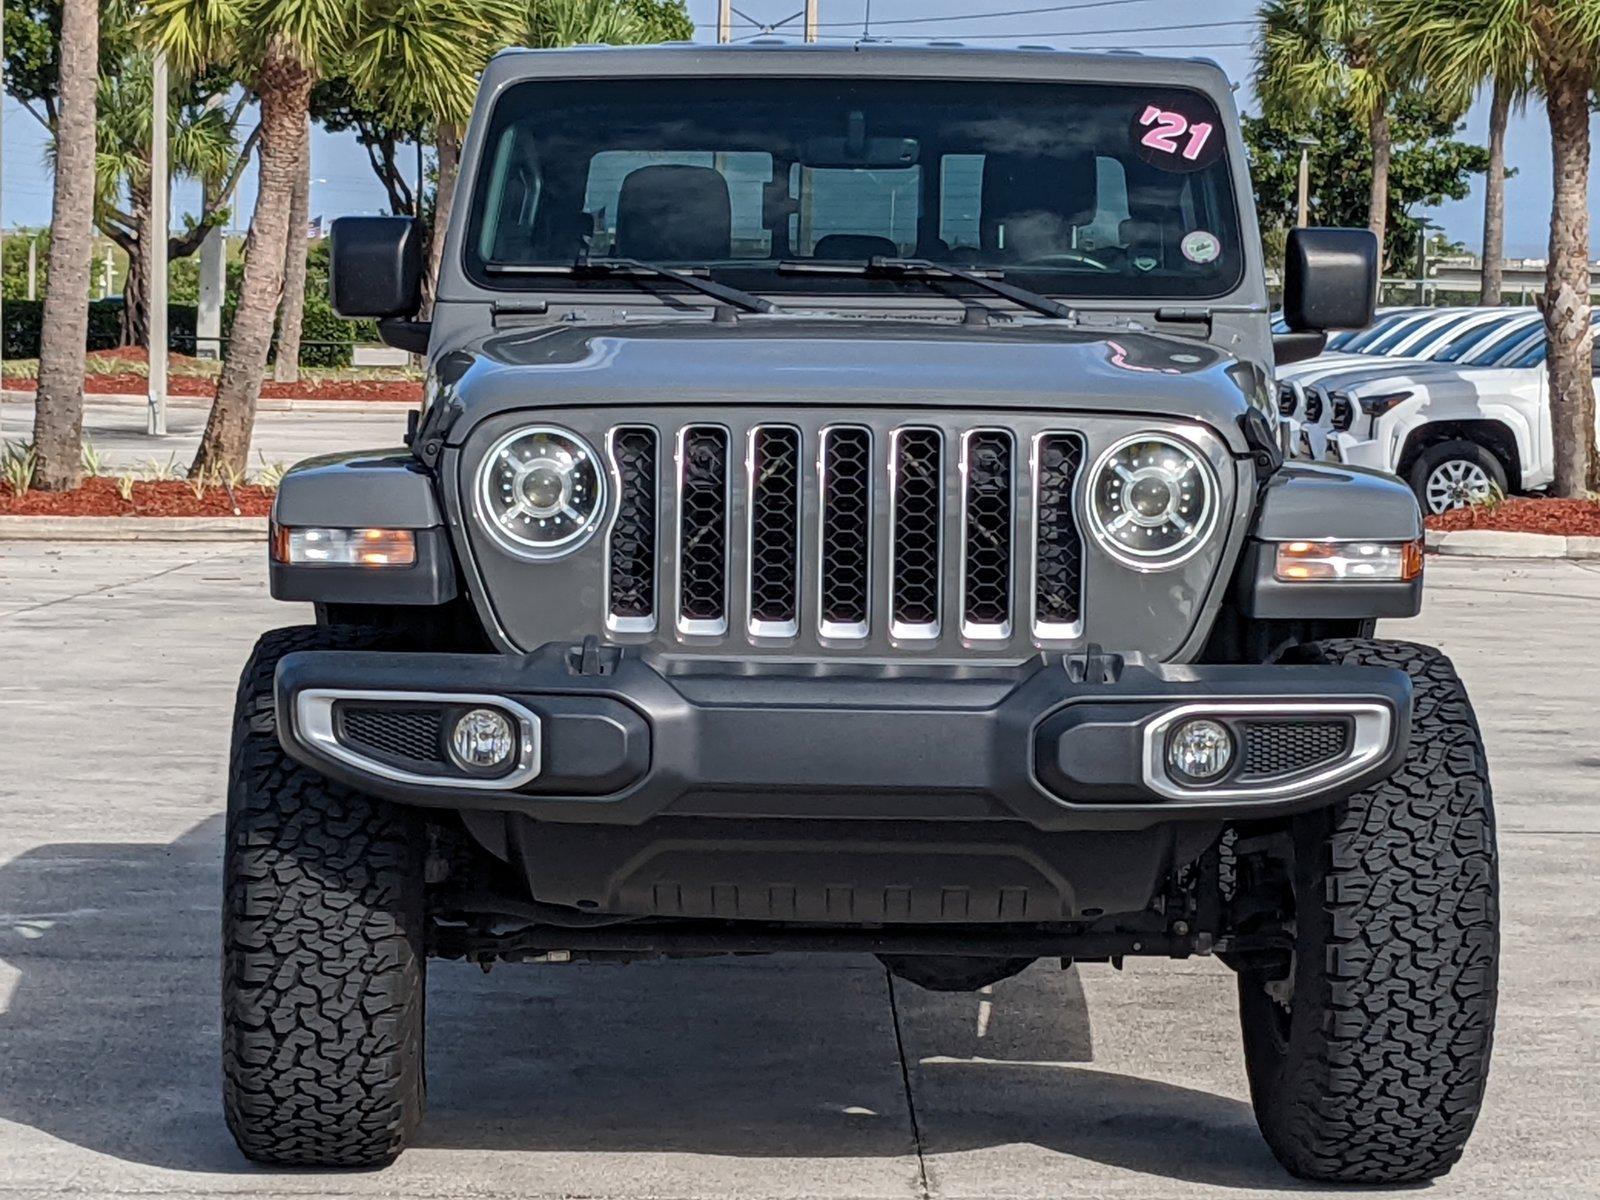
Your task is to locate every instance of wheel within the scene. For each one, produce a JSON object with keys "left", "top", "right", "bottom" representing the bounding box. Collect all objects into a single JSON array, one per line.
[
  {"left": 1408, "top": 440, "right": 1508, "bottom": 514},
  {"left": 1237, "top": 639, "right": 1498, "bottom": 1184},
  {"left": 222, "top": 625, "right": 427, "bottom": 1168}
]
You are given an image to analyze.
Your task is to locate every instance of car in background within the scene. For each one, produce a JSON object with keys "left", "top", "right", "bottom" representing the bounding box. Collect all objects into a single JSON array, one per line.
[{"left": 1325, "top": 313, "right": 1600, "bottom": 513}]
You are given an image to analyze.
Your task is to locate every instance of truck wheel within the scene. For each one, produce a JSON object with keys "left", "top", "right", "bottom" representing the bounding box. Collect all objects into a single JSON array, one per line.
[
  {"left": 223, "top": 626, "right": 427, "bottom": 1168},
  {"left": 1408, "top": 440, "right": 1507, "bottom": 514},
  {"left": 1237, "top": 639, "right": 1498, "bottom": 1184}
]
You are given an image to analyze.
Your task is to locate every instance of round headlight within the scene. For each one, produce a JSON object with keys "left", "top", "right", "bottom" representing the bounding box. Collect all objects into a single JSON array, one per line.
[
  {"left": 1087, "top": 433, "right": 1217, "bottom": 569},
  {"left": 477, "top": 427, "right": 606, "bottom": 559}
]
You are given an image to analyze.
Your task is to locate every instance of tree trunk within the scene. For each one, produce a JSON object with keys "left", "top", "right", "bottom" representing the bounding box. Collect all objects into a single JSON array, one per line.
[
  {"left": 189, "top": 44, "right": 314, "bottom": 480},
  {"left": 1367, "top": 104, "right": 1392, "bottom": 276},
  {"left": 421, "top": 122, "right": 461, "bottom": 321},
  {"left": 31, "top": 0, "right": 98, "bottom": 491},
  {"left": 273, "top": 123, "right": 311, "bottom": 385},
  {"left": 1480, "top": 78, "right": 1510, "bottom": 308},
  {"left": 119, "top": 170, "right": 153, "bottom": 347},
  {"left": 1542, "top": 65, "right": 1596, "bottom": 498}
]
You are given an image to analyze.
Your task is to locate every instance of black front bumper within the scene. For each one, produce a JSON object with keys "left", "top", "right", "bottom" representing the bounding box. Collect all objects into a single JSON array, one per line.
[{"left": 275, "top": 643, "right": 1411, "bottom": 833}]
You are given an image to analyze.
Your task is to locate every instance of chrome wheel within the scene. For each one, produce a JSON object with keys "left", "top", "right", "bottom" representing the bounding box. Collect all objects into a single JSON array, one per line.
[{"left": 1424, "top": 459, "right": 1494, "bottom": 514}]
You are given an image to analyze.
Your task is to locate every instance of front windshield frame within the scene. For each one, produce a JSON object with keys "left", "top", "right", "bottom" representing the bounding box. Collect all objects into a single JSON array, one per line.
[{"left": 459, "top": 74, "right": 1249, "bottom": 303}]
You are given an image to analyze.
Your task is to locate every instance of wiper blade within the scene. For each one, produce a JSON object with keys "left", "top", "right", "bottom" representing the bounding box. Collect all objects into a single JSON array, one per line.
[
  {"left": 482, "top": 253, "right": 782, "bottom": 314},
  {"left": 779, "top": 256, "right": 1075, "bottom": 321}
]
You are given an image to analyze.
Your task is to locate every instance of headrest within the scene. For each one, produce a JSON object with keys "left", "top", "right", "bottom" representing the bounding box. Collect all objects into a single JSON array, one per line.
[
  {"left": 615, "top": 164, "right": 731, "bottom": 261},
  {"left": 812, "top": 233, "right": 901, "bottom": 261},
  {"left": 980, "top": 152, "right": 1097, "bottom": 258}
]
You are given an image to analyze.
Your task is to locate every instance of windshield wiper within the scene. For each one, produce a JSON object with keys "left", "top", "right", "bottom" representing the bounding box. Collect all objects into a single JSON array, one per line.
[
  {"left": 485, "top": 255, "right": 779, "bottom": 314},
  {"left": 778, "top": 256, "right": 1075, "bottom": 321}
]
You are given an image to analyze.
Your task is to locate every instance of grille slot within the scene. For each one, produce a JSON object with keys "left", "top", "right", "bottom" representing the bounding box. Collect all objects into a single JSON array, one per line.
[
  {"left": 1238, "top": 720, "right": 1351, "bottom": 780},
  {"left": 677, "top": 426, "right": 730, "bottom": 635},
  {"left": 1032, "top": 433, "right": 1085, "bottom": 637},
  {"left": 606, "top": 427, "right": 658, "bottom": 631},
  {"left": 339, "top": 705, "right": 446, "bottom": 770},
  {"left": 1303, "top": 387, "right": 1324, "bottom": 423},
  {"left": 1277, "top": 383, "right": 1297, "bottom": 417},
  {"left": 819, "top": 426, "right": 872, "bottom": 638},
  {"left": 890, "top": 428, "right": 943, "bottom": 638},
  {"left": 748, "top": 426, "right": 802, "bottom": 637},
  {"left": 961, "top": 429, "right": 1014, "bottom": 638}
]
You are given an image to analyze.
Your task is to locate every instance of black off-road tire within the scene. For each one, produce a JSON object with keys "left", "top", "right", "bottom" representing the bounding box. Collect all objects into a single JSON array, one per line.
[
  {"left": 223, "top": 625, "right": 427, "bottom": 1168},
  {"left": 1238, "top": 638, "right": 1498, "bottom": 1184}
]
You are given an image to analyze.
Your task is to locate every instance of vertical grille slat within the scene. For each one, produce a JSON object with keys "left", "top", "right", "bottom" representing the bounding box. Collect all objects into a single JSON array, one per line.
[
  {"left": 606, "top": 427, "right": 658, "bottom": 631},
  {"left": 819, "top": 426, "right": 872, "bottom": 638},
  {"left": 1033, "top": 432, "right": 1085, "bottom": 637},
  {"left": 961, "top": 430, "right": 1014, "bottom": 638},
  {"left": 677, "top": 426, "right": 730, "bottom": 634},
  {"left": 890, "top": 428, "right": 943, "bottom": 638},
  {"left": 748, "top": 426, "right": 802, "bottom": 637}
]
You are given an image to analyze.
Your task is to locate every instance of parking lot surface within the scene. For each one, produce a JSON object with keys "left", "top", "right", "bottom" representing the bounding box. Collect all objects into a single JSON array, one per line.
[{"left": 1, "top": 544, "right": 1597, "bottom": 1200}]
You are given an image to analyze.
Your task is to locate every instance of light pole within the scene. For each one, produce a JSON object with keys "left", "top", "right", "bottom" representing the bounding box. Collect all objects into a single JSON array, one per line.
[
  {"left": 148, "top": 47, "right": 170, "bottom": 436},
  {"left": 1295, "top": 134, "right": 1319, "bottom": 228},
  {"left": 717, "top": 0, "right": 731, "bottom": 42},
  {"left": 1416, "top": 217, "right": 1437, "bottom": 306}
]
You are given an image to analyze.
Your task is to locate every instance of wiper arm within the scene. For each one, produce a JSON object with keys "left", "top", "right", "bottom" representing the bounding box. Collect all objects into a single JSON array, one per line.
[
  {"left": 484, "top": 256, "right": 778, "bottom": 314},
  {"left": 779, "top": 256, "right": 1075, "bottom": 320}
]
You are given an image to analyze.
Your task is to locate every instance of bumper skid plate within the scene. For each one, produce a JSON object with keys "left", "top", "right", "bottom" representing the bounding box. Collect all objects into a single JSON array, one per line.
[{"left": 276, "top": 643, "right": 1412, "bottom": 832}]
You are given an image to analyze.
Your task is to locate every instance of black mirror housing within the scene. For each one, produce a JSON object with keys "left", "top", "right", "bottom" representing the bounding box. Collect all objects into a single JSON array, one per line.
[
  {"left": 330, "top": 216, "right": 424, "bottom": 319},
  {"left": 1282, "top": 227, "right": 1379, "bottom": 333}
]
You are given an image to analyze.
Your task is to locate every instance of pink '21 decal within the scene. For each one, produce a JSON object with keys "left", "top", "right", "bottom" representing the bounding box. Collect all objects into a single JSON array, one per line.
[{"left": 1139, "top": 106, "right": 1215, "bottom": 162}]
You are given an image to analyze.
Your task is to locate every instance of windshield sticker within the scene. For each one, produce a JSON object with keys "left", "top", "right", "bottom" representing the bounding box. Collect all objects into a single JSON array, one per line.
[
  {"left": 1182, "top": 231, "right": 1221, "bottom": 265},
  {"left": 1132, "top": 105, "right": 1223, "bottom": 172}
]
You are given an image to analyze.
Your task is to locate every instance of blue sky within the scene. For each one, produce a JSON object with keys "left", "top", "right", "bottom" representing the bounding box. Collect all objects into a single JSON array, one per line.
[{"left": 2, "top": 0, "right": 1596, "bottom": 259}]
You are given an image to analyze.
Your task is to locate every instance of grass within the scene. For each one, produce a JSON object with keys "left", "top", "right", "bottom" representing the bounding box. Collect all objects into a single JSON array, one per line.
[{"left": 1, "top": 437, "right": 286, "bottom": 491}]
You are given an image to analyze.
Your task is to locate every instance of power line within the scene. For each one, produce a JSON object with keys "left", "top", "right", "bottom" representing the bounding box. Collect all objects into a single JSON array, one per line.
[
  {"left": 886, "top": 18, "right": 1257, "bottom": 39},
  {"left": 699, "top": 0, "right": 1166, "bottom": 30}
]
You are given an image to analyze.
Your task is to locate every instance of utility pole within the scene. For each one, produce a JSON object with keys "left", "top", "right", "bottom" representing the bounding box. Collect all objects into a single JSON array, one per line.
[
  {"left": 1295, "top": 135, "right": 1319, "bottom": 228},
  {"left": 28, "top": 238, "right": 38, "bottom": 299},
  {"left": 804, "top": 0, "right": 819, "bottom": 41},
  {"left": 717, "top": 0, "right": 731, "bottom": 42},
  {"left": 148, "top": 48, "right": 170, "bottom": 436}
]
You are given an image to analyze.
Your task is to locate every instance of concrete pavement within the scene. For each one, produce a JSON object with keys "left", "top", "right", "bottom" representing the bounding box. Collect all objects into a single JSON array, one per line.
[{"left": 0, "top": 545, "right": 1596, "bottom": 1199}]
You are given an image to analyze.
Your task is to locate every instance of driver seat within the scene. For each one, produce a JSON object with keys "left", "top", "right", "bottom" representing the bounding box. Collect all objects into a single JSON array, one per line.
[
  {"left": 614, "top": 164, "right": 732, "bottom": 261},
  {"left": 979, "top": 152, "right": 1097, "bottom": 262}
]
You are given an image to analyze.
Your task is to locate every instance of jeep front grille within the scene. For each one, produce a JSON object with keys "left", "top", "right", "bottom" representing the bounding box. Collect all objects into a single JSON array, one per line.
[
  {"left": 677, "top": 426, "right": 731, "bottom": 635},
  {"left": 603, "top": 418, "right": 1088, "bottom": 647}
]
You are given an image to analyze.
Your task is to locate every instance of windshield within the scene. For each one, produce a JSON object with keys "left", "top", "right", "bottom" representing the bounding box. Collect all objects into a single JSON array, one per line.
[
  {"left": 1340, "top": 311, "right": 1421, "bottom": 353},
  {"left": 465, "top": 76, "right": 1245, "bottom": 300},
  {"left": 1433, "top": 315, "right": 1535, "bottom": 362}
]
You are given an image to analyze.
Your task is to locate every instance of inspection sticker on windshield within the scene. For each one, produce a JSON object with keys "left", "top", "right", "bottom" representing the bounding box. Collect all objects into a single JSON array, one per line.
[{"left": 1182, "top": 231, "right": 1221, "bottom": 265}]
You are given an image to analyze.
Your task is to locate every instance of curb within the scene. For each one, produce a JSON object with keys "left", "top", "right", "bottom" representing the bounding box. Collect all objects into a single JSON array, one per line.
[
  {"left": 2, "top": 388, "right": 416, "bottom": 416},
  {"left": 1426, "top": 528, "right": 1600, "bottom": 560},
  {"left": 0, "top": 516, "right": 267, "bottom": 542}
]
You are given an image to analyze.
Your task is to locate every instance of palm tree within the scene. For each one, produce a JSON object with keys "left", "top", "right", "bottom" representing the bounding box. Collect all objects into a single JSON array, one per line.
[
  {"left": 90, "top": 59, "right": 252, "bottom": 345},
  {"left": 1377, "top": 0, "right": 1599, "bottom": 496},
  {"left": 272, "top": 119, "right": 310, "bottom": 384},
  {"left": 30, "top": 0, "right": 98, "bottom": 492},
  {"left": 1258, "top": 0, "right": 1405, "bottom": 267},
  {"left": 1475, "top": 72, "right": 1530, "bottom": 307},
  {"left": 143, "top": 0, "right": 359, "bottom": 478},
  {"left": 344, "top": 0, "right": 521, "bottom": 316}
]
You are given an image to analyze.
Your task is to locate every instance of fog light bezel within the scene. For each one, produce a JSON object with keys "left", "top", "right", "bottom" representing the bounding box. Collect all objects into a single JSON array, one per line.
[{"left": 296, "top": 689, "right": 541, "bottom": 790}]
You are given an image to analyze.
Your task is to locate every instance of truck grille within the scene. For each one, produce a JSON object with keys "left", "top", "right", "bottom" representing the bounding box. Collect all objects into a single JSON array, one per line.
[{"left": 602, "top": 420, "right": 1087, "bottom": 647}]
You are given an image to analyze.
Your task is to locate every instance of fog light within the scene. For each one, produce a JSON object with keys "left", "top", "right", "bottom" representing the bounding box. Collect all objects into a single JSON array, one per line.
[
  {"left": 449, "top": 708, "right": 515, "bottom": 772},
  {"left": 1167, "top": 719, "right": 1234, "bottom": 783}
]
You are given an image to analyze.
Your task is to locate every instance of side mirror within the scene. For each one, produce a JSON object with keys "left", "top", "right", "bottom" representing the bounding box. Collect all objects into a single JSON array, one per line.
[
  {"left": 1283, "top": 227, "right": 1379, "bottom": 333},
  {"left": 329, "top": 216, "right": 423, "bottom": 319}
]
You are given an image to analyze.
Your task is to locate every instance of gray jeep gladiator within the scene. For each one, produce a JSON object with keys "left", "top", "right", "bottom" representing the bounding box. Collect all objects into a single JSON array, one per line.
[{"left": 229, "top": 41, "right": 1497, "bottom": 1183}]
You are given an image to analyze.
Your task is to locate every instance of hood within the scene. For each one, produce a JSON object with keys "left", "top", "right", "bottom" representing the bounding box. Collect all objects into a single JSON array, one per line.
[{"left": 431, "top": 318, "right": 1266, "bottom": 453}]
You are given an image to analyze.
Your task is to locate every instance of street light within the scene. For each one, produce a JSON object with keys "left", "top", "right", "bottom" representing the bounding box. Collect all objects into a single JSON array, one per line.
[
  {"left": 1416, "top": 217, "right": 1438, "bottom": 305},
  {"left": 1295, "top": 134, "right": 1319, "bottom": 228}
]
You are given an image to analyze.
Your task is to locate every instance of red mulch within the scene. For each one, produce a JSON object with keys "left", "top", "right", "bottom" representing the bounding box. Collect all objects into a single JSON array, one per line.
[
  {"left": 3, "top": 347, "right": 423, "bottom": 403},
  {"left": 0, "top": 477, "right": 275, "bottom": 517},
  {"left": 1426, "top": 497, "right": 1600, "bottom": 537}
]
